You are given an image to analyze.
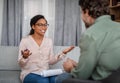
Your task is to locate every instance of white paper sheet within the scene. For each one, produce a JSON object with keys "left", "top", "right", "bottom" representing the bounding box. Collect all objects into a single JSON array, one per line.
[{"left": 40, "top": 69, "right": 63, "bottom": 77}]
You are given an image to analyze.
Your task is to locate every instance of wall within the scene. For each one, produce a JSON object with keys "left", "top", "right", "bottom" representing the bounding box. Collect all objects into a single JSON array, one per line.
[{"left": 0, "top": 0, "right": 3, "bottom": 44}]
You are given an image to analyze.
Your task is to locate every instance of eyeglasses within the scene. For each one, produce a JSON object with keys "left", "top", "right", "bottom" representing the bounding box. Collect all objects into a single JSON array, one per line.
[{"left": 35, "top": 23, "right": 49, "bottom": 27}]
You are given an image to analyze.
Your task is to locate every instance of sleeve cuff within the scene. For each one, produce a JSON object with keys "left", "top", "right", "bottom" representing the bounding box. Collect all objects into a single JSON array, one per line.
[
  {"left": 20, "top": 56, "right": 29, "bottom": 63},
  {"left": 57, "top": 52, "right": 66, "bottom": 60}
]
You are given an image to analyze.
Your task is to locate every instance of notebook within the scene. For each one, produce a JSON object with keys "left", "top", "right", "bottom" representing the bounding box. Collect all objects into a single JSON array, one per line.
[{"left": 40, "top": 69, "right": 63, "bottom": 77}]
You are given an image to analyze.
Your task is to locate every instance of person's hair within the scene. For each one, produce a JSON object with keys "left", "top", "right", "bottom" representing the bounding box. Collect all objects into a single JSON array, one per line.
[
  {"left": 79, "top": 0, "right": 110, "bottom": 18},
  {"left": 29, "top": 15, "right": 47, "bottom": 35}
]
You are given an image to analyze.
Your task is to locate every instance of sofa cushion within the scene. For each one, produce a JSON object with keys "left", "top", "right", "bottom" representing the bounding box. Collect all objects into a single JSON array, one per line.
[
  {"left": 0, "top": 70, "right": 21, "bottom": 83},
  {"left": 62, "top": 78, "right": 102, "bottom": 83},
  {"left": 0, "top": 46, "right": 20, "bottom": 70}
]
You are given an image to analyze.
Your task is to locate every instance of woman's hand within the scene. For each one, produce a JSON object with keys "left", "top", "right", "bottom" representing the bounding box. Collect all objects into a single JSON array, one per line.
[
  {"left": 21, "top": 49, "right": 32, "bottom": 59},
  {"left": 62, "top": 46, "right": 75, "bottom": 54}
]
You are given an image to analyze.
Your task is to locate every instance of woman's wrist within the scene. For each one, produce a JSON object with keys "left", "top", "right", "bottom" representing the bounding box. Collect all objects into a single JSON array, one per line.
[{"left": 58, "top": 52, "right": 65, "bottom": 59}]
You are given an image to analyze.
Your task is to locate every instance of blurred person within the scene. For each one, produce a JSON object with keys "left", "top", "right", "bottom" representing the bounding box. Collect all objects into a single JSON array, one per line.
[
  {"left": 55, "top": 0, "right": 120, "bottom": 83},
  {"left": 18, "top": 15, "right": 74, "bottom": 83}
]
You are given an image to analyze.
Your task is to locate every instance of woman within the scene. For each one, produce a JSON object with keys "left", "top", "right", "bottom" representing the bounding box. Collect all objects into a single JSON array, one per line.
[{"left": 18, "top": 15, "right": 74, "bottom": 83}]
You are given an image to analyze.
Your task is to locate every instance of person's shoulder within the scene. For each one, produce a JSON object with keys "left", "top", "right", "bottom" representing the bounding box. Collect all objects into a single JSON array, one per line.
[
  {"left": 20, "top": 35, "right": 30, "bottom": 41},
  {"left": 44, "top": 37, "right": 53, "bottom": 45},
  {"left": 19, "top": 35, "right": 30, "bottom": 45},
  {"left": 44, "top": 37, "right": 52, "bottom": 41},
  {"left": 112, "top": 21, "right": 120, "bottom": 28}
]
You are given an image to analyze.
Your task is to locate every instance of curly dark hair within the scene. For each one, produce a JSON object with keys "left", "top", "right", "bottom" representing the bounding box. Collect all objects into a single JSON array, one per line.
[
  {"left": 79, "top": 0, "right": 110, "bottom": 18},
  {"left": 29, "top": 15, "right": 47, "bottom": 35}
]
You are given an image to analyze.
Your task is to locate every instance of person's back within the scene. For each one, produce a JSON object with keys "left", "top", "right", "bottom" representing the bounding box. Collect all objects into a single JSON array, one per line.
[
  {"left": 55, "top": 0, "right": 120, "bottom": 83},
  {"left": 84, "top": 15, "right": 120, "bottom": 80}
]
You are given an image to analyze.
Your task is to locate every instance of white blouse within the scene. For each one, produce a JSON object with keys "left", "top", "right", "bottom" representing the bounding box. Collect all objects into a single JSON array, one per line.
[{"left": 18, "top": 35, "right": 64, "bottom": 81}]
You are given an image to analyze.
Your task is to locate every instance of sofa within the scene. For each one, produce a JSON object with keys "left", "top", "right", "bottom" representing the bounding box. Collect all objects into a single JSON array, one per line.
[
  {"left": 0, "top": 46, "right": 80, "bottom": 83},
  {"left": 62, "top": 68, "right": 120, "bottom": 83}
]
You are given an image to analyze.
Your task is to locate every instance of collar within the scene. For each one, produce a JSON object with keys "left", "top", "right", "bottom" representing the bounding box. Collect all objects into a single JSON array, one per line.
[{"left": 94, "top": 15, "right": 111, "bottom": 23}]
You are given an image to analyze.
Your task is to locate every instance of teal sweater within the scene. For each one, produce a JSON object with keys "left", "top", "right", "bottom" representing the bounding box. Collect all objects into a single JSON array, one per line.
[{"left": 71, "top": 15, "right": 120, "bottom": 80}]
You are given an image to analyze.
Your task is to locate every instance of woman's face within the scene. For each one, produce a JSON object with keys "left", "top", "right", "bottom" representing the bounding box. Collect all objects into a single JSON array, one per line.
[{"left": 32, "top": 18, "right": 48, "bottom": 36}]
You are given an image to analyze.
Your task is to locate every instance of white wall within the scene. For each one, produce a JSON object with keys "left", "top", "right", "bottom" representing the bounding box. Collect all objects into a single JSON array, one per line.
[{"left": 0, "top": 0, "right": 4, "bottom": 44}]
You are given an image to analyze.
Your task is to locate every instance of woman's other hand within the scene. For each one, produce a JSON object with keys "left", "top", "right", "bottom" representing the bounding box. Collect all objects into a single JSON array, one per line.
[
  {"left": 21, "top": 49, "right": 32, "bottom": 59},
  {"left": 62, "top": 46, "right": 75, "bottom": 54}
]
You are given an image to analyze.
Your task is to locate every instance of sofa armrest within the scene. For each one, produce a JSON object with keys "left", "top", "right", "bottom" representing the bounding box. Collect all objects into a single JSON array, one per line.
[{"left": 0, "top": 70, "right": 21, "bottom": 83}]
